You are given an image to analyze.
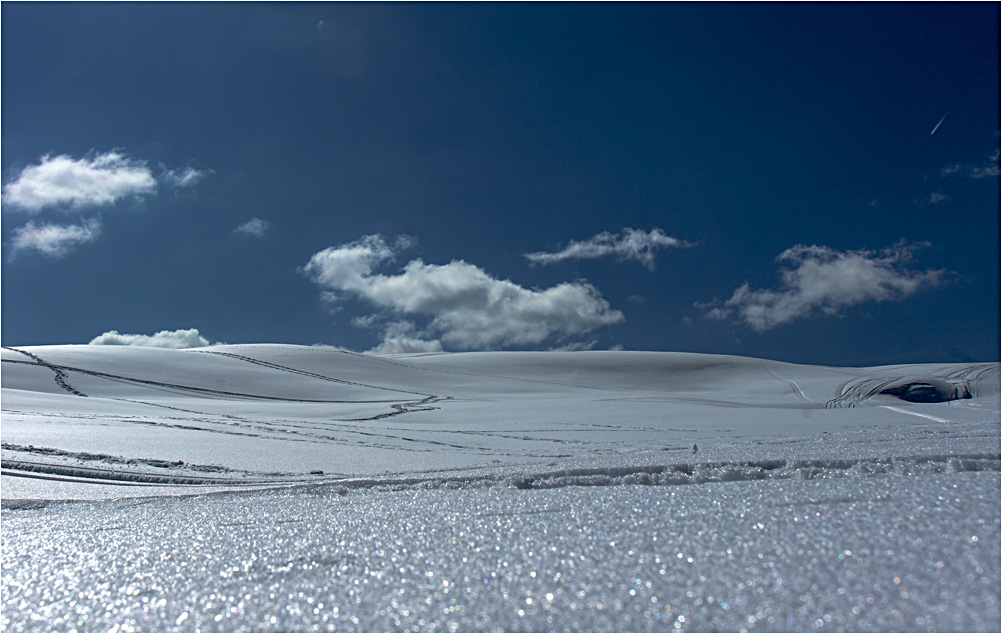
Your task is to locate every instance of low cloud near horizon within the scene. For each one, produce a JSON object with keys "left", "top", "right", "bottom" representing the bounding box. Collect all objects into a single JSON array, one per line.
[
  {"left": 362, "top": 320, "right": 445, "bottom": 355},
  {"left": 89, "top": 328, "right": 214, "bottom": 349},
  {"left": 302, "top": 234, "right": 624, "bottom": 352},
  {"left": 700, "top": 241, "right": 948, "bottom": 331},
  {"left": 524, "top": 228, "right": 692, "bottom": 271}
]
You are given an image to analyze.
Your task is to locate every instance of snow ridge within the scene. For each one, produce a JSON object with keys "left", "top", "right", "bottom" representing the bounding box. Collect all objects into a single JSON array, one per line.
[
  {"left": 509, "top": 454, "right": 1000, "bottom": 490},
  {"left": 4, "top": 453, "right": 997, "bottom": 510}
]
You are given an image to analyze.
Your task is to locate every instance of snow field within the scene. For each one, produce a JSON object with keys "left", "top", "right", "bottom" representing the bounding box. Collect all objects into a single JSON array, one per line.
[{"left": 1, "top": 344, "right": 999, "bottom": 631}]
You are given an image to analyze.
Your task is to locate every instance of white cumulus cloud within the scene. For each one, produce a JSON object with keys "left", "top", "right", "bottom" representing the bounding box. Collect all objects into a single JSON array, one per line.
[
  {"left": 699, "top": 241, "right": 948, "bottom": 331},
  {"left": 234, "top": 217, "right": 271, "bottom": 238},
  {"left": 2, "top": 150, "right": 211, "bottom": 213},
  {"left": 2, "top": 150, "right": 211, "bottom": 260},
  {"left": 524, "top": 228, "right": 692, "bottom": 271},
  {"left": 363, "top": 321, "right": 445, "bottom": 355},
  {"left": 7, "top": 218, "right": 102, "bottom": 260},
  {"left": 88, "top": 328, "right": 214, "bottom": 349},
  {"left": 2, "top": 151, "right": 157, "bottom": 212},
  {"left": 302, "top": 234, "right": 624, "bottom": 351}
]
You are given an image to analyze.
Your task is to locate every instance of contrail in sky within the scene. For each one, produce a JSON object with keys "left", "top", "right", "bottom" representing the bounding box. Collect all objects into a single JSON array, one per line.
[{"left": 930, "top": 111, "right": 949, "bottom": 135}]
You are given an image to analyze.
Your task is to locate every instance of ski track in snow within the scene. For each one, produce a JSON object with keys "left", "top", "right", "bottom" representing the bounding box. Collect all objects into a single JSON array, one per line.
[
  {"left": 880, "top": 405, "right": 951, "bottom": 423},
  {"left": 761, "top": 364, "right": 814, "bottom": 403}
]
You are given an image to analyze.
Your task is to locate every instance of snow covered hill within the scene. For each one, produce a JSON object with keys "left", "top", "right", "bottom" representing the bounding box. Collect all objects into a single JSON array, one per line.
[{"left": 2, "top": 345, "right": 999, "bottom": 631}]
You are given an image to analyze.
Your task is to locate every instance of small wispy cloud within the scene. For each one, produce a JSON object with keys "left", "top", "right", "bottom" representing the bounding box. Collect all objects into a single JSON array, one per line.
[
  {"left": 234, "top": 217, "right": 271, "bottom": 238},
  {"left": 7, "top": 218, "right": 102, "bottom": 260},
  {"left": 315, "top": 20, "right": 368, "bottom": 79},
  {"left": 548, "top": 339, "right": 598, "bottom": 352},
  {"left": 941, "top": 148, "right": 1000, "bottom": 179},
  {"left": 524, "top": 228, "right": 692, "bottom": 271},
  {"left": 88, "top": 328, "right": 214, "bottom": 349},
  {"left": 302, "top": 234, "right": 624, "bottom": 351},
  {"left": 160, "top": 164, "right": 211, "bottom": 189},
  {"left": 699, "top": 241, "right": 948, "bottom": 331}
]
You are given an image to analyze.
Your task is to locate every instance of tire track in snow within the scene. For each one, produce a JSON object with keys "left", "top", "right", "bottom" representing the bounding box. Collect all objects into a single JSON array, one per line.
[
  {"left": 337, "top": 350, "right": 644, "bottom": 394},
  {"left": 761, "top": 364, "right": 815, "bottom": 402},
  {"left": 0, "top": 461, "right": 296, "bottom": 487},
  {"left": 826, "top": 363, "right": 1000, "bottom": 409},
  {"left": 7, "top": 451, "right": 999, "bottom": 502},
  {"left": 826, "top": 377, "right": 902, "bottom": 408},
  {"left": 195, "top": 350, "right": 434, "bottom": 397},
  {"left": 222, "top": 452, "right": 1000, "bottom": 496},
  {"left": 194, "top": 350, "right": 454, "bottom": 425},
  {"left": 0, "top": 358, "right": 389, "bottom": 403},
  {"left": 2, "top": 347, "right": 88, "bottom": 397},
  {"left": 1, "top": 443, "right": 318, "bottom": 487},
  {"left": 1, "top": 349, "right": 491, "bottom": 454}
]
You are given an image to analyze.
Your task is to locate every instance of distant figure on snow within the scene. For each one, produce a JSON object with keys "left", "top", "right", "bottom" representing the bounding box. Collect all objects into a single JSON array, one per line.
[{"left": 691, "top": 443, "right": 698, "bottom": 454}]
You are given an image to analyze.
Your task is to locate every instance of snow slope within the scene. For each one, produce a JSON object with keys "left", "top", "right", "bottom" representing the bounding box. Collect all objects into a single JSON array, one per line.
[{"left": 1, "top": 345, "right": 999, "bottom": 631}]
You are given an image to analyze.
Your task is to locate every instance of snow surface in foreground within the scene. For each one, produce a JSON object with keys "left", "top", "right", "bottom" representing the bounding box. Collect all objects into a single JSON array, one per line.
[{"left": 1, "top": 344, "right": 999, "bottom": 631}]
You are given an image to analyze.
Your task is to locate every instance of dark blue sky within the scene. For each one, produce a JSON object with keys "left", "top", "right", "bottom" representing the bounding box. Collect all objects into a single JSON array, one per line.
[{"left": 2, "top": 2, "right": 999, "bottom": 364}]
